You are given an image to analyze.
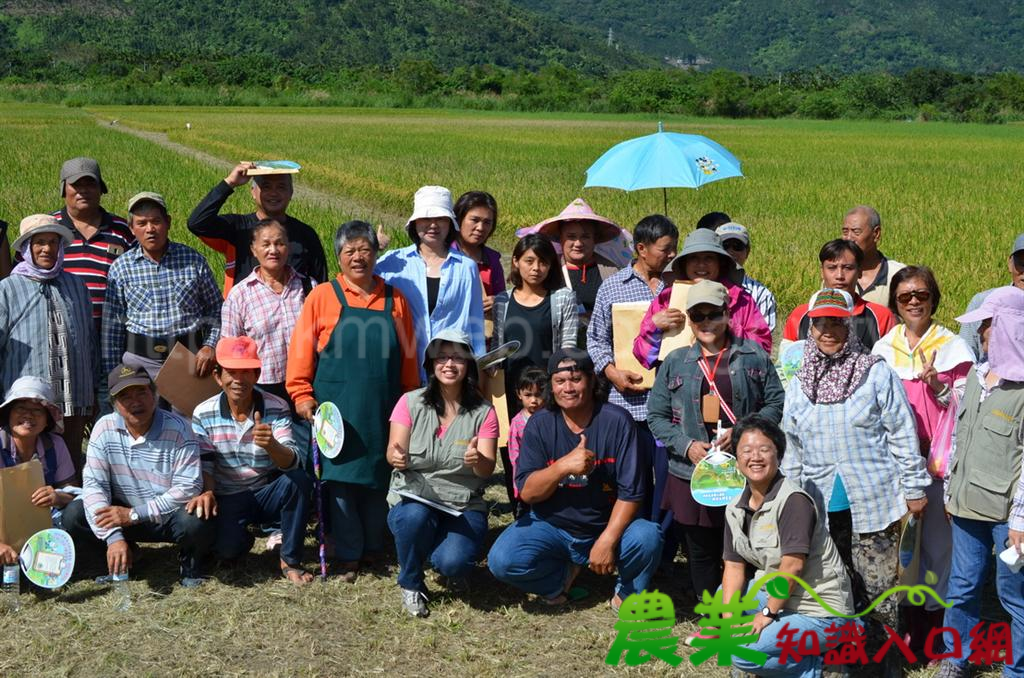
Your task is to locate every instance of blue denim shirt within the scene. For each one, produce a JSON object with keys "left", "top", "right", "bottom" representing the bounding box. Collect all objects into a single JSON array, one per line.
[
  {"left": 375, "top": 245, "right": 485, "bottom": 379},
  {"left": 647, "top": 336, "right": 785, "bottom": 481}
]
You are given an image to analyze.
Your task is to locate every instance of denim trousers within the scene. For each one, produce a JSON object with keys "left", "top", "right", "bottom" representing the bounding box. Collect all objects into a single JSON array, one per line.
[
  {"left": 487, "top": 511, "right": 663, "bottom": 599},
  {"left": 943, "top": 515, "right": 1024, "bottom": 676},
  {"left": 215, "top": 468, "right": 313, "bottom": 567},
  {"left": 731, "top": 589, "right": 849, "bottom": 678},
  {"left": 387, "top": 499, "right": 488, "bottom": 591}
]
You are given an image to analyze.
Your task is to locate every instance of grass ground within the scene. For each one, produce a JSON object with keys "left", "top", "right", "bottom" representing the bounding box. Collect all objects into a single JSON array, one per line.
[{"left": 0, "top": 103, "right": 1015, "bottom": 675}]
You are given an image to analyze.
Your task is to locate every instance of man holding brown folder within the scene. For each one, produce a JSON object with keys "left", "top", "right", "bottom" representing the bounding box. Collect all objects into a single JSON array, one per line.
[{"left": 101, "top": 192, "right": 222, "bottom": 404}]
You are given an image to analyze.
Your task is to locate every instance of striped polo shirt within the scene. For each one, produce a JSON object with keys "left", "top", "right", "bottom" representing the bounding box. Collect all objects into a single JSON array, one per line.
[
  {"left": 192, "top": 388, "right": 298, "bottom": 496},
  {"left": 52, "top": 207, "right": 135, "bottom": 322},
  {"left": 82, "top": 409, "right": 203, "bottom": 544}
]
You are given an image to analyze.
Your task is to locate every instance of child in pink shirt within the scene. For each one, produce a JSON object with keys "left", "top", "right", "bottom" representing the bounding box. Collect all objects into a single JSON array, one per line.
[{"left": 506, "top": 367, "right": 548, "bottom": 504}]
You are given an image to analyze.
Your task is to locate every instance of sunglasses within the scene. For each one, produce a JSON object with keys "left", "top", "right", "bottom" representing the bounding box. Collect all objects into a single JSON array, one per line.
[
  {"left": 688, "top": 310, "right": 726, "bottom": 323},
  {"left": 434, "top": 354, "right": 468, "bottom": 365},
  {"left": 896, "top": 290, "right": 931, "bottom": 304},
  {"left": 722, "top": 240, "right": 749, "bottom": 252}
]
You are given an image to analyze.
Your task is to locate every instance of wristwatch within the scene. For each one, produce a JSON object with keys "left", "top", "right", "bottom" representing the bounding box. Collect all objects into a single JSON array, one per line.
[
  {"left": 129, "top": 509, "right": 140, "bottom": 524},
  {"left": 761, "top": 606, "right": 780, "bottom": 622}
]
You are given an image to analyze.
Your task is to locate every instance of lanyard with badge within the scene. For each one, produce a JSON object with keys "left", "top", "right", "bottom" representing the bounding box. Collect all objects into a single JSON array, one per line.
[
  {"left": 692, "top": 346, "right": 744, "bottom": 507},
  {"left": 697, "top": 345, "right": 736, "bottom": 426}
]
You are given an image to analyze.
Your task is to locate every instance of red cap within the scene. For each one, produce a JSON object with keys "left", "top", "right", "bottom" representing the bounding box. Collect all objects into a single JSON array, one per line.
[{"left": 215, "top": 336, "right": 262, "bottom": 369}]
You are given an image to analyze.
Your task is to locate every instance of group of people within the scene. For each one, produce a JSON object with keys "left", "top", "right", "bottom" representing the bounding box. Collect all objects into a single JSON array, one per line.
[{"left": 1, "top": 156, "right": 1022, "bottom": 678}]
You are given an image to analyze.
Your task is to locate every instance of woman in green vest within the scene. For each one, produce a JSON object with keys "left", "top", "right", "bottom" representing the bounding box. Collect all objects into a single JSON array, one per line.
[
  {"left": 722, "top": 414, "right": 856, "bottom": 678},
  {"left": 385, "top": 329, "right": 498, "bottom": 618}
]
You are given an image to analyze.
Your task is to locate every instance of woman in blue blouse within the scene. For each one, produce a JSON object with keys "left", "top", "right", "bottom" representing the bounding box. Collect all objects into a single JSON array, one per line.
[{"left": 376, "top": 186, "right": 485, "bottom": 380}]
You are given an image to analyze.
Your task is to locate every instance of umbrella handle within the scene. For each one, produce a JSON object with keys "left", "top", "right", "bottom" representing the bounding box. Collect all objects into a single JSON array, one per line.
[{"left": 311, "top": 435, "right": 327, "bottom": 581}]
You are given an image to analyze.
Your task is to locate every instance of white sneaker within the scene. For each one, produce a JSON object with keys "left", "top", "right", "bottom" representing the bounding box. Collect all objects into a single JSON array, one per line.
[{"left": 401, "top": 589, "right": 429, "bottom": 618}]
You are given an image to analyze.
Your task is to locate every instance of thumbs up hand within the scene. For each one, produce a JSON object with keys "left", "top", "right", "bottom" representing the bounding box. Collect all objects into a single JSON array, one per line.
[
  {"left": 388, "top": 441, "right": 410, "bottom": 470},
  {"left": 252, "top": 411, "right": 274, "bottom": 449},
  {"left": 560, "top": 433, "right": 596, "bottom": 477},
  {"left": 464, "top": 436, "right": 481, "bottom": 466}
]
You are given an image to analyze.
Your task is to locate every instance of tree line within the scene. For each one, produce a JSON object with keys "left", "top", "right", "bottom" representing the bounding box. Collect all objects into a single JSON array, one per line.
[{"left": 2, "top": 51, "right": 1022, "bottom": 123}]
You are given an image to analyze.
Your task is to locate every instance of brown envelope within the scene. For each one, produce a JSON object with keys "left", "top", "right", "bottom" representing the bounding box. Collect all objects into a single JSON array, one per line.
[
  {"left": 485, "top": 369, "right": 510, "bottom": 449},
  {"left": 658, "top": 281, "right": 697, "bottom": 361},
  {"left": 611, "top": 301, "right": 656, "bottom": 389},
  {"left": 0, "top": 459, "right": 51, "bottom": 551},
  {"left": 154, "top": 343, "right": 222, "bottom": 418}
]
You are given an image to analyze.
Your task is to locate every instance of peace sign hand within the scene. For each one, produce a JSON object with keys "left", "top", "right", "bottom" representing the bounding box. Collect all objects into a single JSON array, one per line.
[{"left": 916, "top": 349, "right": 942, "bottom": 394}]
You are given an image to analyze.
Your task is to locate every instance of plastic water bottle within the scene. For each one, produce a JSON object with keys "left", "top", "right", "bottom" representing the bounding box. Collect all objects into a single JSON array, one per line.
[
  {"left": 2, "top": 564, "right": 20, "bottom": 613},
  {"left": 112, "top": 572, "right": 131, "bottom": 611}
]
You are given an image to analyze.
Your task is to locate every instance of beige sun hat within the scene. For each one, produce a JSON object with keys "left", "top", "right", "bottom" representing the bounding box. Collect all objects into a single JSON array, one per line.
[{"left": 11, "top": 214, "right": 75, "bottom": 252}]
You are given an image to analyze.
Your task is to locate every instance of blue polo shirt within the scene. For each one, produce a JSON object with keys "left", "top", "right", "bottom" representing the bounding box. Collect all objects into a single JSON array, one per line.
[{"left": 515, "top": 402, "right": 646, "bottom": 538}]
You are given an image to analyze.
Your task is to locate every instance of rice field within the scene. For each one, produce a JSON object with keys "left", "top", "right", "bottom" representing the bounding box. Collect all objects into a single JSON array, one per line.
[{"left": 0, "top": 102, "right": 1016, "bottom": 676}]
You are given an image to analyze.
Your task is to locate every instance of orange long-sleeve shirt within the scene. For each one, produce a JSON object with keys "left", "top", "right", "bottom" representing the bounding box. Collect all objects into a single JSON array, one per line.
[{"left": 286, "top": 274, "right": 421, "bottom": 407}]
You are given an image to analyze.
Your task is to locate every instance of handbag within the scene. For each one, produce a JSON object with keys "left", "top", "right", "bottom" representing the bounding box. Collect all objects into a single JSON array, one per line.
[{"left": 926, "top": 388, "right": 960, "bottom": 479}]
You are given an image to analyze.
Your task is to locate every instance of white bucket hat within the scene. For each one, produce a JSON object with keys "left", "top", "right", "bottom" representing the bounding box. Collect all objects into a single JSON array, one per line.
[
  {"left": 0, "top": 376, "right": 64, "bottom": 434},
  {"left": 405, "top": 185, "right": 458, "bottom": 241}
]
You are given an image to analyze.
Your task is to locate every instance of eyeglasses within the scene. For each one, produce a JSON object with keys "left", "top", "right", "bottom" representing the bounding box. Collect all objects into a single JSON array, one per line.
[
  {"left": 435, "top": 354, "right": 468, "bottom": 365},
  {"left": 896, "top": 290, "right": 931, "bottom": 304},
  {"left": 722, "top": 240, "right": 748, "bottom": 252},
  {"left": 11, "top": 403, "right": 46, "bottom": 417},
  {"left": 688, "top": 310, "right": 726, "bottom": 323}
]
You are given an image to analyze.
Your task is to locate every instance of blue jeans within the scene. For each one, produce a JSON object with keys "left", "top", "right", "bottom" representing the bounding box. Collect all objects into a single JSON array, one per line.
[
  {"left": 487, "top": 512, "right": 663, "bottom": 599},
  {"left": 387, "top": 499, "right": 488, "bottom": 592},
  {"left": 731, "top": 588, "right": 849, "bottom": 677},
  {"left": 326, "top": 481, "right": 388, "bottom": 561},
  {"left": 215, "top": 468, "right": 313, "bottom": 567},
  {"left": 943, "top": 516, "right": 1024, "bottom": 676}
]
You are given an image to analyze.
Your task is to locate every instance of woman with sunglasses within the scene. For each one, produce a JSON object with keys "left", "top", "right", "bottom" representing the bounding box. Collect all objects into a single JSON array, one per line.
[
  {"left": 385, "top": 329, "right": 498, "bottom": 619},
  {"left": 871, "top": 266, "right": 974, "bottom": 654},
  {"left": 647, "top": 280, "right": 783, "bottom": 634},
  {"left": 782, "top": 288, "right": 931, "bottom": 676}
]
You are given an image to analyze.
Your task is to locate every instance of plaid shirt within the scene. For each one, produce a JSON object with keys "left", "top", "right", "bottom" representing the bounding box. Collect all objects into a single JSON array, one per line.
[
  {"left": 83, "top": 409, "right": 203, "bottom": 544},
  {"left": 192, "top": 389, "right": 297, "bottom": 496},
  {"left": 221, "top": 267, "right": 307, "bottom": 384},
  {"left": 782, "top": 360, "right": 931, "bottom": 533},
  {"left": 102, "top": 241, "right": 222, "bottom": 375},
  {"left": 586, "top": 264, "right": 664, "bottom": 421},
  {"left": 742, "top": 274, "right": 777, "bottom": 332}
]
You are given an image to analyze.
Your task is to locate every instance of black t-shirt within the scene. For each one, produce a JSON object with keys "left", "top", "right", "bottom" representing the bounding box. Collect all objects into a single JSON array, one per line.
[
  {"left": 516, "top": 403, "right": 647, "bottom": 538},
  {"left": 504, "top": 292, "right": 553, "bottom": 416},
  {"left": 0, "top": 219, "right": 7, "bottom": 244},
  {"left": 723, "top": 473, "right": 817, "bottom": 563},
  {"left": 426, "top": 276, "right": 441, "bottom": 316},
  {"left": 566, "top": 262, "right": 602, "bottom": 317}
]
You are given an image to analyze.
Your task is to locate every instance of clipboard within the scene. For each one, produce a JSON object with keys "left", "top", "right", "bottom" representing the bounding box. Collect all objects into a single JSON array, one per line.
[
  {"left": 0, "top": 459, "right": 52, "bottom": 551},
  {"left": 657, "top": 281, "right": 696, "bottom": 361},
  {"left": 612, "top": 301, "right": 656, "bottom": 389},
  {"left": 154, "top": 343, "right": 222, "bottom": 418}
]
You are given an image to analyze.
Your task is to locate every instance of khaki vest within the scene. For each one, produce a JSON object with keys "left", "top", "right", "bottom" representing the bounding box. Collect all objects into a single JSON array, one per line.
[
  {"left": 387, "top": 387, "right": 491, "bottom": 513},
  {"left": 947, "top": 368, "right": 1024, "bottom": 522},
  {"left": 725, "top": 477, "right": 854, "bottom": 617}
]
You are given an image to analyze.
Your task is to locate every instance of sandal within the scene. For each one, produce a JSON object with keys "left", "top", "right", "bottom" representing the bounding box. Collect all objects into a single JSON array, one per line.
[{"left": 280, "top": 564, "right": 314, "bottom": 585}]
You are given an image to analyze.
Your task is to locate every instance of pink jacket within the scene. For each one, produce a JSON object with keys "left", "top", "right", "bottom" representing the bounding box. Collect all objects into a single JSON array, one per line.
[{"left": 632, "top": 277, "right": 772, "bottom": 369}]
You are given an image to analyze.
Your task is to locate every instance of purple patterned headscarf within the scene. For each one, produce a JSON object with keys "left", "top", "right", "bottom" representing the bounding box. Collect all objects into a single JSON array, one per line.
[{"left": 797, "top": 322, "right": 883, "bottom": 404}]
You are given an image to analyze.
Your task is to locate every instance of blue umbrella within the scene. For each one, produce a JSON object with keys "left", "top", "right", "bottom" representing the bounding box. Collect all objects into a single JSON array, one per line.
[{"left": 584, "top": 122, "right": 743, "bottom": 213}]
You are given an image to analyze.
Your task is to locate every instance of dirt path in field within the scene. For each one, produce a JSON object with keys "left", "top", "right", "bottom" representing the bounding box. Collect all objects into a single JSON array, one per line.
[{"left": 92, "top": 115, "right": 404, "bottom": 222}]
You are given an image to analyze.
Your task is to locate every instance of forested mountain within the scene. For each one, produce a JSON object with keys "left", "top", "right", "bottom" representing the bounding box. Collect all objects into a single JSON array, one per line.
[
  {"left": 514, "top": 0, "right": 1024, "bottom": 73},
  {"left": 0, "top": 0, "right": 649, "bottom": 76}
]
